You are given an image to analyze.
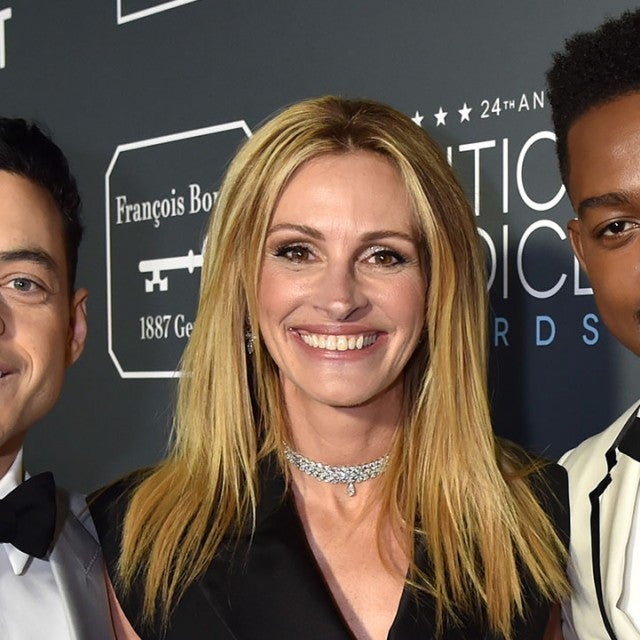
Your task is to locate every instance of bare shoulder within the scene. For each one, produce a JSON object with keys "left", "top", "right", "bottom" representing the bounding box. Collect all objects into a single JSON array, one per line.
[{"left": 105, "top": 569, "right": 142, "bottom": 640}]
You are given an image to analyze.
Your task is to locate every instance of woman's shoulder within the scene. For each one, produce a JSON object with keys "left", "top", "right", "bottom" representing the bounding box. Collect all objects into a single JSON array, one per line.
[
  {"left": 500, "top": 440, "right": 570, "bottom": 545},
  {"left": 89, "top": 471, "right": 159, "bottom": 637},
  {"left": 88, "top": 470, "right": 151, "bottom": 561},
  {"left": 534, "top": 462, "right": 569, "bottom": 524},
  {"left": 90, "top": 469, "right": 149, "bottom": 518},
  {"left": 525, "top": 459, "right": 570, "bottom": 548}
]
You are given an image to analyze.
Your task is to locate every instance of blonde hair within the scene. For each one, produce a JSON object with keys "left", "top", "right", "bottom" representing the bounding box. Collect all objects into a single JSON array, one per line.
[{"left": 119, "top": 96, "right": 567, "bottom": 636}]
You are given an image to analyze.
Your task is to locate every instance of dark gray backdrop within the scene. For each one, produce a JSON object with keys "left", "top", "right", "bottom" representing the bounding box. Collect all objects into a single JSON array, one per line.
[{"left": 0, "top": 1, "right": 638, "bottom": 492}]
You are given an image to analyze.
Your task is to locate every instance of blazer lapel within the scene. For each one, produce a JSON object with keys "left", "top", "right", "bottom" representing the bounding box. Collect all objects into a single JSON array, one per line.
[
  {"left": 197, "top": 458, "right": 355, "bottom": 639},
  {"left": 49, "top": 490, "right": 115, "bottom": 640},
  {"left": 590, "top": 413, "right": 640, "bottom": 639}
]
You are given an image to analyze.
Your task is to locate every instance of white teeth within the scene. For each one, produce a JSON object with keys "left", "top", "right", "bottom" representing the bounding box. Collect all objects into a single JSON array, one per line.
[{"left": 299, "top": 332, "right": 376, "bottom": 351}]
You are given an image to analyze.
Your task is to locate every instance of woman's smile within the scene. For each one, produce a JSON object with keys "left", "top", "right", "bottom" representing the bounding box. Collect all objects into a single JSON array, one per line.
[
  {"left": 297, "top": 330, "right": 378, "bottom": 351},
  {"left": 258, "top": 150, "right": 426, "bottom": 410}
]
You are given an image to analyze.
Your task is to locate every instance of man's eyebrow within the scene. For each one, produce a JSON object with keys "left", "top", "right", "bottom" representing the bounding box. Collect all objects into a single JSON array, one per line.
[
  {"left": 577, "top": 191, "right": 632, "bottom": 217},
  {"left": 266, "top": 223, "right": 416, "bottom": 243},
  {"left": 0, "top": 249, "right": 57, "bottom": 271}
]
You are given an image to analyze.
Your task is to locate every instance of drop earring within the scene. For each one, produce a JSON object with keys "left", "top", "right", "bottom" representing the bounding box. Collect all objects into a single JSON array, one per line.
[{"left": 245, "top": 325, "right": 255, "bottom": 355}]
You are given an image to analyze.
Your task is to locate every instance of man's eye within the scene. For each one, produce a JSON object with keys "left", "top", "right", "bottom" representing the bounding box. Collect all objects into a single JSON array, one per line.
[
  {"left": 10, "top": 278, "right": 38, "bottom": 292},
  {"left": 601, "top": 220, "right": 634, "bottom": 236}
]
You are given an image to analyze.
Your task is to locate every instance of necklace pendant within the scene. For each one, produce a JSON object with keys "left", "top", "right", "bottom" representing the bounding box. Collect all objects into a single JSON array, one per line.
[{"left": 282, "top": 442, "right": 389, "bottom": 496}]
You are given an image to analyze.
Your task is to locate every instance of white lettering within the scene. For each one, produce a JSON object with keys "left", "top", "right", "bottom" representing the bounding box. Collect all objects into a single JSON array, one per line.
[
  {"left": 582, "top": 313, "right": 599, "bottom": 345},
  {"left": 189, "top": 183, "right": 217, "bottom": 214},
  {"left": 0, "top": 8, "right": 12, "bottom": 70},
  {"left": 502, "top": 138, "right": 509, "bottom": 214},
  {"left": 535, "top": 315, "right": 556, "bottom": 346},
  {"left": 494, "top": 317, "right": 509, "bottom": 346},
  {"left": 458, "top": 140, "right": 496, "bottom": 216},
  {"left": 173, "top": 314, "right": 193, "bottom": 338},
  {"left": 573, "top": 255, "right": 593, "bottom": 295},
  {"left": 115, "top": 195, "right": 129, "bottom": 224},
  {"left": 113, "top": 189, "right": 185, "bottom": 228},
  {"left": 517, "top": 220, "right": 567, "bottom": 299},
  {"left": 516, "top": 131, "right": 565, "bottom": 211},
  {"left": 478, "top": 227, "right": 496, "bottom": 292},
  {"left": 533, "top": 91, "right": 544, "bottom": 110}
]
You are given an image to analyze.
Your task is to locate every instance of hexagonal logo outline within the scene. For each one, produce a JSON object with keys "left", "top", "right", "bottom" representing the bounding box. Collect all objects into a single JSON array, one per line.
[
  {"left": 116, "top": 0, "right": 200, "bottom": 24},
  {"left": 105, "top": 120, "right": 252, "bottom": 379}
]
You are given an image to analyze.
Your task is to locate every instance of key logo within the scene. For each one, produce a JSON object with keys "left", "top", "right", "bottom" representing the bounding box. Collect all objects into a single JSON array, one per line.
[{"left": 106, "top": 121, "right": 252, "bottom": 378}]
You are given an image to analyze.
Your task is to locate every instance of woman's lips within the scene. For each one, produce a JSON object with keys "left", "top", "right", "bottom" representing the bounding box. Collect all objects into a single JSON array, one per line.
[{"left": 296, "top": 331, "right": 378, "bottom": 351}]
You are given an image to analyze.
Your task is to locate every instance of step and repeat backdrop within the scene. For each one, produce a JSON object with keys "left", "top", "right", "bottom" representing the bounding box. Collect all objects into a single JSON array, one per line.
[{"left": 1, "top": 1, "right": 638, "bottom": 491}]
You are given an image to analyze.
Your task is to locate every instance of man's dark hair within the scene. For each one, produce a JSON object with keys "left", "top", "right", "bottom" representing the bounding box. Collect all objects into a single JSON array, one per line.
[
  {"left": 0, "top": 117, "right": 83, "bottom": 289},
  {"left": 546, "top": 9, "right": 640, "bottom": 185}
]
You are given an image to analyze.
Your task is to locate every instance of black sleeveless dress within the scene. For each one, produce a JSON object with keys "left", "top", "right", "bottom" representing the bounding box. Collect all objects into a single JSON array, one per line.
[{"left": 90, "top": 460, "right": 568, "bottom": 639}]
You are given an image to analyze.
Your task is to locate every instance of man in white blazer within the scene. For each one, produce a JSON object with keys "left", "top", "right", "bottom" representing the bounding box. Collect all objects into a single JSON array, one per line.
[
  {"left": 0, "top": 118, "right": 114, "bottom": 639},
  {"left": 546, "top": 10, "right": 640, "bottom": 639}
]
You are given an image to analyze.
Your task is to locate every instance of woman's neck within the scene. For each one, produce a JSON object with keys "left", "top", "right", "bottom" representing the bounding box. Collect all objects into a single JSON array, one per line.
[{"left": 282, "top": 379, "right": 403, "bottom": 466}]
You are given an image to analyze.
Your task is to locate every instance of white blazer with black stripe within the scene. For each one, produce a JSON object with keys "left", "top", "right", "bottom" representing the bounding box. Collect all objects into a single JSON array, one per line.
[{"left": 560, "top": 401, "right": 640, "bottom": 640}]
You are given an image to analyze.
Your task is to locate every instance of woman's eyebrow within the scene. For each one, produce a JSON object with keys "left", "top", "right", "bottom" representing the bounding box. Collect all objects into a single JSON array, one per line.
[
  {"left": 266, "top": 224, "right": 415, "bottom": 243},
  {"left": 359, "top": 230, "right": 416, "bottom": 243},
  {"left": 266, "top": 223, "right": 324, "bottom": 239}
]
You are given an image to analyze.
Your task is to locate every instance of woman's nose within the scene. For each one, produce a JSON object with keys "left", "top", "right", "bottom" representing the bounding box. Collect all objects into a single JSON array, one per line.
[{"left": 313, "top": 263, "right": 368, "bottom": 321}]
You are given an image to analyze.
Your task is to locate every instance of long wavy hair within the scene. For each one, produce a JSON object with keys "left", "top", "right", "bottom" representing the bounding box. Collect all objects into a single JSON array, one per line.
[{"left": 118, "top": 96, "right": 567, "bottom": 637}]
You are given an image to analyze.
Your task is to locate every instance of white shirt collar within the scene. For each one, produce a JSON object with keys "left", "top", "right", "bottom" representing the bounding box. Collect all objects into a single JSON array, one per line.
[{"left": 0, "top": 449, "right": 34, "bottom": 575}]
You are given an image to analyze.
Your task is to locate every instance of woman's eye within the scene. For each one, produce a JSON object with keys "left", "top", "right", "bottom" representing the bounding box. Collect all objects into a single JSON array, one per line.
[
  {"left": 275, "top": 245, "right": 313, "bottom": 262},
  {"left": 366, "top": 249, "right": 405, "bottom": 266}
]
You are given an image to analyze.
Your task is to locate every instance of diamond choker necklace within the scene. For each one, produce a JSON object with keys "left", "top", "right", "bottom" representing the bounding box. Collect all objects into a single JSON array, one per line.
[{"left": 283, "top": 442, "right": 390, "bottom": 497}]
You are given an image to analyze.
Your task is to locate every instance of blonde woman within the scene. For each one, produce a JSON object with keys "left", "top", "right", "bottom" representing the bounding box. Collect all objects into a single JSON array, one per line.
[{"left": 91, "top": 97, "right": 568, "bottom": 639}]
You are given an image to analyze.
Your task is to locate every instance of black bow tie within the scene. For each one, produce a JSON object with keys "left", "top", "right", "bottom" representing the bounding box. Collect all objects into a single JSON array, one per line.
[{"left": 0, "top": 472, "right": 56, "bottom": 558}]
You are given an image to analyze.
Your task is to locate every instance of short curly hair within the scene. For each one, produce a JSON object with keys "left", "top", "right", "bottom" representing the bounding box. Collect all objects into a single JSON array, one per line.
[
  {"left": 0, "top": 118, "right": 83, "bottom": 289},
  {"left": 546, "top": 9, "right": 640, "bottom": 185}
]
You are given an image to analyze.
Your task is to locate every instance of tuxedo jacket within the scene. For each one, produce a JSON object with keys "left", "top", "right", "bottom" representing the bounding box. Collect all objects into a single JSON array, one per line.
[
  {"left": 560, "top": 401, "right": 640, "bottom": 640},
  {"left": 91, "top": 461, "right": 568, "bottom": 640},
  {"left": 50, "top": 488, "right": 115, "bottom": 640}
]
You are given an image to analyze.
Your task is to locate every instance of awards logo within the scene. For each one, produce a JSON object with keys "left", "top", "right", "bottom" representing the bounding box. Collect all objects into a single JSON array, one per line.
[{"left": 106, "top": 120, "right": 252, "bottom": 378}]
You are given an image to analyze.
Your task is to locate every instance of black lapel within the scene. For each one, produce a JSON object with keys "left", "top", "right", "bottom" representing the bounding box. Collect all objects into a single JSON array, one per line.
[
  {"left": 387, "top": 544, "right": 439, "bottom": 640},
  {"left": 196, "top": 457, "right": 355, "bottom": 640},
  {"left": 618, "top": 415, "right": 640, "bottom": 462},
  {"left": 588, "top": 406, "right": 640, "bottom": 640},
  {"left": 389, "top": 463, "right": 567, "bottom": 640}
]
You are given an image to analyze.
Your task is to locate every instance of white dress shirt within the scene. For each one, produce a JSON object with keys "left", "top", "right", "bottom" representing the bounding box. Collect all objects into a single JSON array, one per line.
[{"left": 0, "top": 450, "right": 70, "bottom": 639}]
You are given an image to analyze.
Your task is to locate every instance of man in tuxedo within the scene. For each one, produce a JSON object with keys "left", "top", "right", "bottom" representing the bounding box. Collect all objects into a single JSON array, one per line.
[
  {"left": 547, "top": 9, "right": 640, "bottom": 639},
  {"left": 0, "top": 118, "right": 113, "bottom": 638}
]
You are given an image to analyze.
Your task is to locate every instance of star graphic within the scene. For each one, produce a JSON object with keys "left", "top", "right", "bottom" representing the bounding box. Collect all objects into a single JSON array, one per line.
[
  {"left": 434, "top": 107, "right": 447, "bottom": 127},
  {"left": 411, "top": 110, "right": 424, "bottom": 126},
  {"left": 458, "top": 102, "right": 472, "bottom": 123}
]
